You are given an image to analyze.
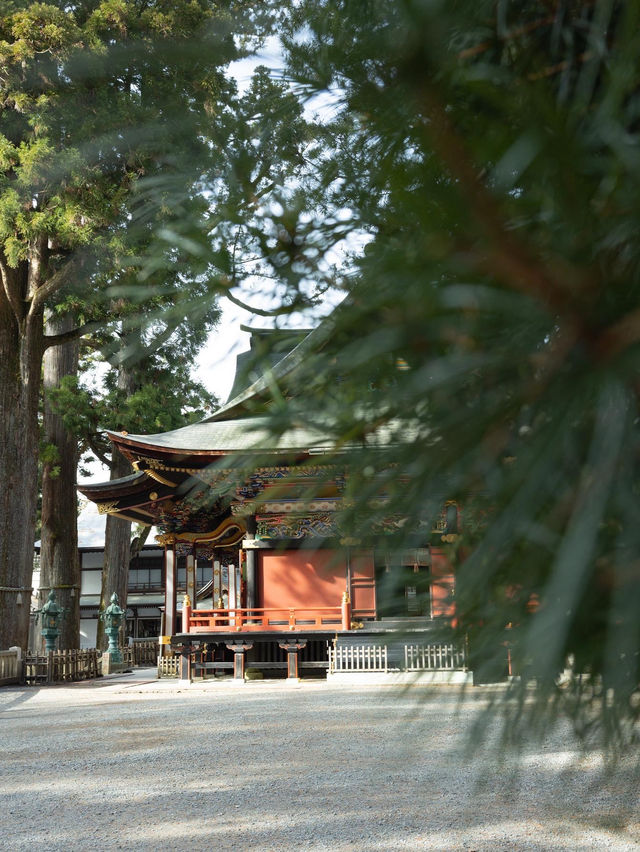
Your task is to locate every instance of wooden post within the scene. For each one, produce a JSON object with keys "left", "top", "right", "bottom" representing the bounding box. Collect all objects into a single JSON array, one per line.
[
  {"left": 245, "top": 548, "right": 256, "bottom": 610},
  {"left": 163, "top": 544, "right": 177, "bottom": 642},
  {"left": 228, "top": 562, "right": 236, "bottom": 625},
  {"left": 341, "top": 591, "right": 352, "bottom": 631},
  {"left": 279, "top": 640, "right": 307, "bottom": 681},
  {"left": 226, "top": 641, "right": 253, "bottom": 680},
  {"left": 178, "top": 646, "right": 192, "bottom": 682},
  {"left": 181, "top": 594, "right": 192, "bottom": 634},
  {"left": 213, "top": 559, "right": 221, "bottom": 606},
  {"left": 186, "top": 551, "right": 196, "bottom": 612}
]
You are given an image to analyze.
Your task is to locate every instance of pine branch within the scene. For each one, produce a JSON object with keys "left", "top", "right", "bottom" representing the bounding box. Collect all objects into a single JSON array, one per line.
[
  {"left": 224, "top": 287, "right": 297, "bottom": 317},
  {"left": 42, "top": 322, "right": 101, "bottom": 351},
  {"left": 415, "top": 86, "right": 591, "bottom": 323},
  {"left": 596, "top": 307, "right": 640, "bottom": 361},
  {"left": 28, "top": 258, "right": 78, "bottom": 318},
  {"left": 86, "top": 435, "right": 111, "bottom": 469}
]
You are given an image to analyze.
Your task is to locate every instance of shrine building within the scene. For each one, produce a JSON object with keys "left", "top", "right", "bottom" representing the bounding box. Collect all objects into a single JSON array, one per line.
[{"left": 79, "top": 325, "right": 467, "bottom": 683}]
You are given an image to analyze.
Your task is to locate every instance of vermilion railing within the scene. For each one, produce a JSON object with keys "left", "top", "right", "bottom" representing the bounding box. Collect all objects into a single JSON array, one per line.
[{"left": 188, "top": 607, "right": 343, "bottom": 633}]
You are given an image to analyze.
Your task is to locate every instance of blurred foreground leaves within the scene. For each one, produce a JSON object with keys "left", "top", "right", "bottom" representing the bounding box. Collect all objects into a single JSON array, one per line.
[{"left": 259, "top": 0, "right": 640, "bottom": 752}]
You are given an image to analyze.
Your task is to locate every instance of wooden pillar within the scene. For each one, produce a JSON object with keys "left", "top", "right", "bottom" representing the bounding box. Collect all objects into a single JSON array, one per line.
[
  {"left": 178, "top": 646, "right": 192, "bottom": 682},
  {"left": 244, "top": 517, "right": 257, "bottom": 611},
  {"left": 186, "top": 550, "right": 196, "bottom": 610},
  {"left": 213, "top": 559, "right": 221, "bottom": 605},
  {"left": 226, "top": 641, "right": 253, "bottom": 680},
  {"left": 341, "top": 591, "right": 352, "bottom": 631},
  {"left": 245, "top": 549, "right": 256, "bottom": 610},
  {"left": 279, "top": 640, "right": 307, "bottom": 680},
  {"left": 181, "top": 594, "right": 192, "bottom": 634},
  {"left": 228, "top": 562, "right": 239, "bottom": 625},
  {"left": 164, "top": 544, "right": 177, "bottom": 638}
]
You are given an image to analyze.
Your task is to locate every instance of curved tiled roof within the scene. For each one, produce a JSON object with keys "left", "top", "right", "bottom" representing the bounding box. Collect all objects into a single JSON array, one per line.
[{"left": 106, "top": 416, "right": 335, "bottom": 455}]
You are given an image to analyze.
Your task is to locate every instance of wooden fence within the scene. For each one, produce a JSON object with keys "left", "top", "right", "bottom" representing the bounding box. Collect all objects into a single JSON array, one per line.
[
  {"left": 404, "top": 642, "right": 466, "bottom": 671},
  {"left": 0, "top": 648, "right": 21, "bottom": 685},
  {"left": 130, "top": 640, "right": 159, "bottom": 666},
  {"left": 158, "top": 655, "right": 179, "bottom": 678},
  {"left": 23, "top": 649, "right": 100, "bottom": 684},
  {"left": 112, "top": 642, "right": 158, "bottom": 669},
  {"left": 329, "top": 642, "right": 466, "bottom": 673},
  {"left": 119, "top": 647, "right": 134, "bottom": 668},
  {"left": 0, "top": 642, "right": 161, "bottom": 688},
  {"left": 330, "top": 644, "right": 389, "bottom": 673}
]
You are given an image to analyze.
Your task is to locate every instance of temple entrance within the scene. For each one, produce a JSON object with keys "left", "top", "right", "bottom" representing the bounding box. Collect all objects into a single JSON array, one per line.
[{"left": 375, "top": 559, "right": 431, "bottom": 618}]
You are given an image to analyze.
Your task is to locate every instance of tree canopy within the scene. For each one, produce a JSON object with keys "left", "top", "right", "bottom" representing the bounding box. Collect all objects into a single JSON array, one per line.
[{"left": 0, "top": 0, "right": 306, "bottom": 650}]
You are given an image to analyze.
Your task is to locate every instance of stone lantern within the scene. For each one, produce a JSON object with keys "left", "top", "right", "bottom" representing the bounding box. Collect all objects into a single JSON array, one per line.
[
  {"left": 37, "top": 590, "right": 66, "bottom": 653},
  {"left": 100, "top": 593, "right": 126, "bottom": 665}
]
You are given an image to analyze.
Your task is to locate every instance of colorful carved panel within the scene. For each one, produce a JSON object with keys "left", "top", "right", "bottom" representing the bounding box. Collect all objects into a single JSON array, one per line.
[{"left": 255, "top": 514, "right": 338, "bottom": 540}]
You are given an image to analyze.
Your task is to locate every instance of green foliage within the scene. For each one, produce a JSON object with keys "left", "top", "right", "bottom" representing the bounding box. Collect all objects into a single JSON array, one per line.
[
  {"left": 238, "top": 0, "right": 640, "bottom": 751},
  {"left": 48, "top": 348, "right": 218, "bottom": 468}
]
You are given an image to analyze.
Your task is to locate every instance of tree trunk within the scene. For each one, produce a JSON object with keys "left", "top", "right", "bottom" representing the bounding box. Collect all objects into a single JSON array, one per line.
[
  {"left": 0, "top": 270, "right": 44, "bottom": 651},
  {"left": 96, "top": 360, "right": 137, "bottom": 651},
  {"left": 96, "top": 448, "right": 133, "bottom": 651},
  {"left": 38, "top": 313, "right": 80, "bottom": 651}
]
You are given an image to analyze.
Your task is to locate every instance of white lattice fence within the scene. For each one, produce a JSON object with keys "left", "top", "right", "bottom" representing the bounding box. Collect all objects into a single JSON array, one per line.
[
  {"left": 329, "top": 642, "right": 467, "bottom": 673},
  {"left": 329, "top": 645, "right": 388, "bottom": 673},
  {"left": 404, "top": 643, "right": 466, "bottom": 671}
]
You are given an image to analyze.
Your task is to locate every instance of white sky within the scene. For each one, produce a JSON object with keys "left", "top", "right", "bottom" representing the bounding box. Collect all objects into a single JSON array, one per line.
[{"left": 194, "top": 36, "right": 351, "bottom": 403}]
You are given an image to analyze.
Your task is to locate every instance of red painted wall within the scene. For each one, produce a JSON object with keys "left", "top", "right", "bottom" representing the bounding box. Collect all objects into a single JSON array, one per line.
[
  {"left": 258, "top": 549, "right": 376, "bottom": 617},
  {"left": 349, "top": 551, "right": 376, "bottom": 618},
  {"left": 260, "top": 550, "right": 347, "bottom": 609},
  {"left": 430, "top": 547, "right": 455, "bottom": 619}
]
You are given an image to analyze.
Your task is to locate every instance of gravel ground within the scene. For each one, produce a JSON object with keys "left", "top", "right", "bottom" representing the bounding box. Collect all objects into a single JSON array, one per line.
[{"left": 0, "top": 670, "right": 638, "bottom": 851}]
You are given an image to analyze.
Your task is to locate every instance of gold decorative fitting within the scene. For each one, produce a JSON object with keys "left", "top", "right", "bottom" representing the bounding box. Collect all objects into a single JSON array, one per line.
[
  {"left": 183, "top": 594, "right": 191, "bottom": 607},
  {"left": 97, "top": 501, "right": 120, "bottom": 515},
  {"left": 350, "top": 621, "right": 364, "bottom": 630},
  {"left": 121, "top": 430, "right": 128, "bottom": 436},
  {"left": 146, "top": 470, "right": 178, "bottom": 488},
  {"left": 149, "top": 491, "right": 158, "bottom": 501}
]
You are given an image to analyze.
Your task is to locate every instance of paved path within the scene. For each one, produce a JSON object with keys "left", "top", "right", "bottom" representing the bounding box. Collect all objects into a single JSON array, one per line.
[{"left": 0, "top": 670, "right": 638, "bottom": 851}]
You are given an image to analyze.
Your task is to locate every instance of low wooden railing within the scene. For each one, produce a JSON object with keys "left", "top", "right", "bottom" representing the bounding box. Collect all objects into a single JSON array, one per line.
[
  {"left": 188, "top": 607, "right": 343, "bottom": 633},
  {"left": 404, "top": 642, "right": 466, "bottom": 671},
  {"left": 128, "top": 640, "right": 159, "bottom": 666},
  {"left": 158, "top": 655, "right": 179, "bottom": 678},
  {"left": 119, "top": 647, "right": 134, "bottom": 668},
  {"left": 329, "top": 642, "right": 467, "bottom": 673},
  {"left": 330, "top": 645, "right": 388, "bottom": 673},
  {"left": 23, "top": 649, "right": 101, "bottom": 684}
]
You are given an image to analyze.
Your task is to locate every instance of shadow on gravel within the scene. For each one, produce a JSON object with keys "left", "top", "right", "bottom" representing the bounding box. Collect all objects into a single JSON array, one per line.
[
  {"left": 0, "top": 686, "right": 41, "bottom": 712},
  {"left": 1, "top": 687, "right": 638, "bottom": 851}
]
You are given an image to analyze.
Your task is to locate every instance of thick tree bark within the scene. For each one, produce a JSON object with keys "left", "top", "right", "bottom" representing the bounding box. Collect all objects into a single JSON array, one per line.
[
  {"left": 0, "top": 261, "right": 45, "bottom": 651},
  {"left": 96, "top": 449, "right": 133, "bottom": 651},
  {"left": 38, "top": 313, "right": 80, "bottom": 650},
  {"left": 96, "top": 361, "right": 137, "bottom": 651}
]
